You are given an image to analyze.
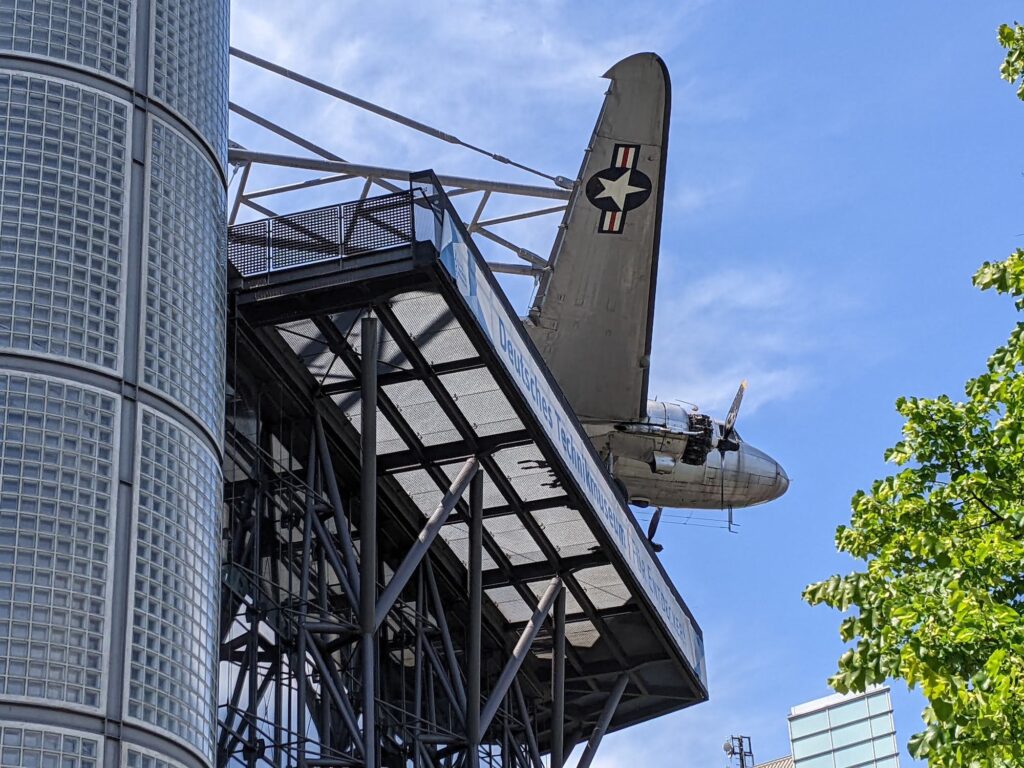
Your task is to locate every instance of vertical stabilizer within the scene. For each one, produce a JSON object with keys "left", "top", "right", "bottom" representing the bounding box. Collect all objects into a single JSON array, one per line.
[{"left": 527, "top": 53, "right": 670, "bottom": 423}]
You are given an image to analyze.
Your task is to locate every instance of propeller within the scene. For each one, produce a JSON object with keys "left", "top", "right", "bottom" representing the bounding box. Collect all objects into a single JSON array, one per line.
[
  {"left": 719, "top": 379, "right": 746, "bottom": 452},
  {"left": 646, "top": 507, "right": 664, "bottom": 553},
  {"left": 717, "top": 380, "right": 747, "bottom": 513}
]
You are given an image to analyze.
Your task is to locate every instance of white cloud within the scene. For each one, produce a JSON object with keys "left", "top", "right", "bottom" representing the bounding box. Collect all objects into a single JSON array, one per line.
[
  {"left": 574, "top": 627, "right": 792, "bottom": 768},
  {"left": 649, "top": 266, "right": 817, "bottom": 415}
]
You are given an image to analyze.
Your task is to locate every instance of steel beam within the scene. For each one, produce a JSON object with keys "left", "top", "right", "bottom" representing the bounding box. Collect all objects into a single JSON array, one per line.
[
  {"left": 315, "top": 412, "right": 361, "bottom": 598},
  {"left": 479, "top": 577, "right": 562, "bottom": 735},
  {"left": 575, "top": 675, "right": 630, "bottom": 768},
  {"left": 227, "top": 149, "right": 571, "bottom": 201},
  {"left": 360, "top": 315, "right": 379, "bottom": 768},
  {"left": 466, "top": 470, "right": 484, "bottom": 768},
  {"left": 551, "top": 588, "right": 566, "bottom": 768},
  {"left": 511, "top": 680, "right": 543, "bottom": 768},
  {"left": 374, "top": 456, "right": 480, "bottom": 630},
  {"left": 425, "top": 559, "right": 468, "bottom": 714}
]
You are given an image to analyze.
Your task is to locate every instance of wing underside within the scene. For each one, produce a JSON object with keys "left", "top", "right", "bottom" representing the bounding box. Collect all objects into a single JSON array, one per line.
[{"left": 526, "top": 52, "right": 670, "bottom": 424}]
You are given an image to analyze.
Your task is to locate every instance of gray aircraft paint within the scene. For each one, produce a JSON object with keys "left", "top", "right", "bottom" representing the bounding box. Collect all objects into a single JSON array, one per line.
[{"left": 526, "top": 53, "right": 788, "bottom": 511}]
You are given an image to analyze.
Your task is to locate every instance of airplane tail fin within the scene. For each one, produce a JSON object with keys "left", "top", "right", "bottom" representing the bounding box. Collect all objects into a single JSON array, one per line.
[{"left": 526, "top": 53, "right": 670, "bottom": 423}]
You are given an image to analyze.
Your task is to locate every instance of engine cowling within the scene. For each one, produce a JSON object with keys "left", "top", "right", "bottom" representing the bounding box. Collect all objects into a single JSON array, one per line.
[{"left": 647, "top": 451, "right": 676, "bottom": 474}]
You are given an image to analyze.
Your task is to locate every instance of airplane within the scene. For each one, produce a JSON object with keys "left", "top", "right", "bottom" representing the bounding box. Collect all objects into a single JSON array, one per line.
[{"left": 524, "top": 52, "right": 789, "bottom": 511}]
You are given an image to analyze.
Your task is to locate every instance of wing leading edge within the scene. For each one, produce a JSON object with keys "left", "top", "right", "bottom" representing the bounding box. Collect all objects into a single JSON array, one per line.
[{"left": 526, "top": 52, "right": 670, "bottom": 423}]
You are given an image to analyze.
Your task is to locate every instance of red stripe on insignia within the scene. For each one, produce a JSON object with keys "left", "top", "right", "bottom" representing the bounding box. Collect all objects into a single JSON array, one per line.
[
  {"left": 620, "top": 146, "right": 633, "bottom": 168},
  {"left": 609, "top": 210, "right": 619, "bottom": 231}
]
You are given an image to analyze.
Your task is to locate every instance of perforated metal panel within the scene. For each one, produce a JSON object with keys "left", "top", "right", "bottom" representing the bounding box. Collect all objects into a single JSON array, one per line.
[
  {"left": 269, "top": 204, "right": 339, "bottom": 270},
  {"left": 225, "top": 219, "right": 269, "bottom": 276},
  {"left": 343, "top": 192, "right": 414, "bottom": 256},
  {"left": 227, "top": 191, "right": 417, "bottom": 277}
]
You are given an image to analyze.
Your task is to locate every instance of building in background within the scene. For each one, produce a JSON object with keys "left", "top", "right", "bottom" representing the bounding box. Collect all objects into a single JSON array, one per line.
[
  {"left": 754, "top": 687, "right": 900, "bottom": 768},
  {"left": 0, "top": 2, "right": 227, "bottom": 767}
]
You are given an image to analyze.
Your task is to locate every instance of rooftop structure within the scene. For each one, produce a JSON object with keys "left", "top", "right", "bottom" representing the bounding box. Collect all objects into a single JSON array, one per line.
[{"left": 219, "top": 173, "right": 707, "bottom": 766}]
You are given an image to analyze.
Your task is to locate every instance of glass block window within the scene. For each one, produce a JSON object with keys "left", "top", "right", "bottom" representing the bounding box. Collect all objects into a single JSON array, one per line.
[
  {"left": 0, "top": 374, "right": 116, "bottom": 709},
  {"left": 125, "top": 746, "right": 188, "bottom": 768},
  {"left": 151, "top": 0, "right": 229, "bottom": 169},
  {"left": 0, "top": 0, "right": 134, "bottom": 81},
  {"left": 0, "top": 73, "right": 128, "bottom": 372},
  {"left": 0, "top": 724, "right": 101, "bottom": 767},
  {"left": 142, "top": 121, "right": 225, "bottom": 441},
  {"left": 128, "top": 408, "right": 220, "bottom": 762}
]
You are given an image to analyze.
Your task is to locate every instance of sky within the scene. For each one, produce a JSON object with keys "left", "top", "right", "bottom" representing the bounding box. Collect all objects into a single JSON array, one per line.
[{"left": 228, "top": 3, "right": 1024, "bottom": 766}]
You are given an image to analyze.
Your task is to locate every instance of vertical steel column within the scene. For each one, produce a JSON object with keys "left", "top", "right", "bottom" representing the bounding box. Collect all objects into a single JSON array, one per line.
[
  {"left": 297, "top": 428, "right": 317, "bottom": 767},
  {"left": 551, "top": 588, "right": 566, "bottom": 768},
  {"left": 575, "top": 675, "right": 630, "bottom": 768},
  {"left": 466, "top": 470, "right": 484, "bottom": 768},
  {"left": 360, "top": 315, "right": 379, "bottom": 768},
  {"left": 479, "top": 577, "right": 562, "bottom": 734}
]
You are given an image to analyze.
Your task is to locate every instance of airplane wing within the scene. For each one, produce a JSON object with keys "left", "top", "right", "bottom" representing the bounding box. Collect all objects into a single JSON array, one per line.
[{"left": 526, "top": 52, "right": 670, "bottom": 424}]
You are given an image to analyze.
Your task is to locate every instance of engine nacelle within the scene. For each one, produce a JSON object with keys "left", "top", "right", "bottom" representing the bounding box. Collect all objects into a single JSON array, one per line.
[{"left": 647, "top": 451, "right": 676, "bottom": 475}]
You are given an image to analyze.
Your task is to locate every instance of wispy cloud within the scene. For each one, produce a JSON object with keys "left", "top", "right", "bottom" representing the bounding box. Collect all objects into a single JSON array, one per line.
[
  {"left": 649, "top": 265, "right": 818, "bottom": 415},
  {"left": 578, "top": 624, "right": 792, "bottom": 767}
]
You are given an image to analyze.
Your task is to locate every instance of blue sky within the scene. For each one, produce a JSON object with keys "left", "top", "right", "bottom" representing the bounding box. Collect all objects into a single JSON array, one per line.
[{"left": 229, "top": 2, "right": 1023, "bottom": 765}]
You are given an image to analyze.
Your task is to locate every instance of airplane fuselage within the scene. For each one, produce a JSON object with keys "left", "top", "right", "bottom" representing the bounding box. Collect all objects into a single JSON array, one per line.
[{"left": 583, "top": 399, "right": 789, "bottom": 510}]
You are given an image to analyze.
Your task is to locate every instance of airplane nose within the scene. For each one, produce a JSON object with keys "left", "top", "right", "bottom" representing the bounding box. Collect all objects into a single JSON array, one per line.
[
  {"left": 774, "top": 461, "right": 790, "bottom": 500},
  {"left": 733, "top": 443, "right": 790, "bottom": 505}
]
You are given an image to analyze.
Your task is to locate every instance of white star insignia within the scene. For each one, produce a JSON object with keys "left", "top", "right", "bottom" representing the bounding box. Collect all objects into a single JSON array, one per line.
[{"left": 595, "top": 171, "right": 645, "bottom": 211}]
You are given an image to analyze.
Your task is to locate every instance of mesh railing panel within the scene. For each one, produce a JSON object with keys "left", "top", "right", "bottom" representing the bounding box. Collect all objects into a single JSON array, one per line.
[
  {"left": 269, "top": 204, "right": 340, "bottom": 269},
  {"left": 227, "top": 219, "right": 270, "bottom": 275},
  {"left": 228, "top": 190, "right": 416, "bottom": 276},
  {"left": 343, "top": 192, "right": 415, "bottom": 257}
]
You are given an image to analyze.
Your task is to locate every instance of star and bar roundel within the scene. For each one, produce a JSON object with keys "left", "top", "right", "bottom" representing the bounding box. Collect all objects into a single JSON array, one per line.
[{"left": 584, "top": 143, "right": 652, "bottom": 234}]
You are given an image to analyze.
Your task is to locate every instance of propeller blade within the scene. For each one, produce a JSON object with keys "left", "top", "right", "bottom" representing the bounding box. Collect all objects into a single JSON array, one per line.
[{"left": 723, "top": 379, "right": 747, "bottom": 438}]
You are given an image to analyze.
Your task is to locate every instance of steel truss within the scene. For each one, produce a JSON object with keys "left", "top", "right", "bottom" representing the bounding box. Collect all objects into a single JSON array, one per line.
[
  {"left": 227, "top": 46, "right": 572, "bottom": 277},
  {"left": 220, "top": 316, "right": 618, "bottom": 768},
  {"left": 217, "top": 173, "right": 705, "bottom": 768}
]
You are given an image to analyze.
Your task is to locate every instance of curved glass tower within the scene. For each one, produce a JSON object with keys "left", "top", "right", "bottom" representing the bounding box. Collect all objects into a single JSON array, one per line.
[{"left": 0, "top": 2, "right": 228, "bottom": 766}]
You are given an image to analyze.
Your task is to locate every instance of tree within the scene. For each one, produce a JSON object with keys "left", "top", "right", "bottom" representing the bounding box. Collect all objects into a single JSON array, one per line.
[
  {"left": 802, "top": 25, "right": 1024, "bottom": 768},
  {"left": 999, "top": 23, "right": 1024, "bottom": 100}
]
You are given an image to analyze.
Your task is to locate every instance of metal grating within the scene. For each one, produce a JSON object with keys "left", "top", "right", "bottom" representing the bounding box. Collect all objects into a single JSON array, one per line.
[
  {"left": 343, "top": 192, "right": 415, "bottom": 256},
  {"left": 269, "top": 204, "right": 339, "bottom": 269},
  {"left": 225, "top": 218, "right": 269, "bottom": 275},
  {"left": 227, "top": 190, "right": 416, "bottom": 276}
]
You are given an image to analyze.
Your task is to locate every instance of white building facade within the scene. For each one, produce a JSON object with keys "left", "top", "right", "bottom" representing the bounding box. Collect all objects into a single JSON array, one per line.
[{"left": 788, "top": 687, "right": 900, "bottom": 768}]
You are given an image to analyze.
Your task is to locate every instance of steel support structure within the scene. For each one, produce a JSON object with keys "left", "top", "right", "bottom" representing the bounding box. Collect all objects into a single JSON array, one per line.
[{"left": 219, "top": 320, "right": 579, "bottom": 768}]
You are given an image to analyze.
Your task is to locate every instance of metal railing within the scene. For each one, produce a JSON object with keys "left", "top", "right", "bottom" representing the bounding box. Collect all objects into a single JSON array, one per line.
[{"left": 227, "top": 190, "right": 419, "bottom": 277}]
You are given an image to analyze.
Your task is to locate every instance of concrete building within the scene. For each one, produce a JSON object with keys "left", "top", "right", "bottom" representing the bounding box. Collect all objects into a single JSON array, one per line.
[{"left": 0, "top": 2, "right": 228, "bottom": 766}]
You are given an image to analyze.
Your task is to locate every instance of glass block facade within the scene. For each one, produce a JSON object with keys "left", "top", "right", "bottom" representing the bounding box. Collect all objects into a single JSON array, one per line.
[
  {"left": 789, "top": 687, "right": 900, "bottom": 768},
  {"left": 0, "top": 723, "right": 102, "bottom": 767},
  {"left": 0, "top": 73, "right": 129, "bottom": 372},
  {"left": 0, "top": 0, "right": 134, "bottom": 82},
  {"left": 151, "top": 0, "right": 229, "bottom": 170},
  {"left": 128, "top": 408, "right": 220, "bottom": 760},
  {"left": 0, "top": 374, "right": 116, "bottom": 708},
  {"left": 142, "top": 121, "right": 225, "bottom": 439},
  {"left": 125, "top": 745, "right": 189, "bottom": 768},
  {"left": 0, "top": 2, "right": 228, "bottom": 767}
]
